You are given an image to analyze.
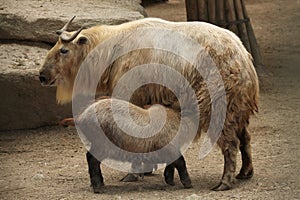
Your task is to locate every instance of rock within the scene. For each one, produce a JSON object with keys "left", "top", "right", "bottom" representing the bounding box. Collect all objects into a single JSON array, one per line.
[
  {"left": 0, "top": 42, "right": 72, "bottom": 130},
  {"left": 114, "top": 196, "right": 122, "bottom": 200},
  {"left": 0, "top": 0, "right": 146, "bottom": 130},
  {"left": 185, "top": 194, "right": 201, "bottom": 200},
  {"left": 0, "top": 0, "right": 145, "bottom": 44},
  {"left": 32, "top": 173, "right": 45, "bottom": 180}
]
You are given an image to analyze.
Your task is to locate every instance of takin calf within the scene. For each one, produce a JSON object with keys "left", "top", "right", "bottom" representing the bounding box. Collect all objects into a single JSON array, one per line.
[{"left": 63, "top": 98, "right": 193, "bottom": 193}]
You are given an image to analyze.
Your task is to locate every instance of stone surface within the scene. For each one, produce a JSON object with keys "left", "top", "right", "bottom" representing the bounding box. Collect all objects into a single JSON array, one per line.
[
  {"left": 0, "top": 42, "right": 72, "bottom": 130},
  {"left": 0, "top": 0, "right": 145, "bottom": 43},
  {"left": 0, "top": 0, "right": 146, "bottom": 130}
]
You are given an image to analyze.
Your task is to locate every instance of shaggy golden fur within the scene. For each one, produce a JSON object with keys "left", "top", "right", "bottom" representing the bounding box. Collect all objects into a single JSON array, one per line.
[{"left": 40, "top": 18, "right": 259, "bottom": 190}]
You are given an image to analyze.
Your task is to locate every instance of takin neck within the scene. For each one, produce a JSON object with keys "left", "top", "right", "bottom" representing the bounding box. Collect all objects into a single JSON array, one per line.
[{"left": 56, "top": 83, "right": 73, "bottom": 105}]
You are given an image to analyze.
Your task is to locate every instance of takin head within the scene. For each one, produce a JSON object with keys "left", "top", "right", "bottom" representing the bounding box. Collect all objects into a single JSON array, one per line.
[{"left": 39, "top": 16, "right": 91, "bottom": 104}]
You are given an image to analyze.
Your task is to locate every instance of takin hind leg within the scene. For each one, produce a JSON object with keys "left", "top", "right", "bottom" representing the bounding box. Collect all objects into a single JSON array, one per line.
[
  {"left": 213, "top": 131, "right": 239, "bottom": 191},
  {"left": 86, "top": 151, "right": 104, "bottom": 193},
  {"left": 236, "top": 127, "right": 254, "bottom": 179},
  {"left": 164, "top": 155, "right": 192, "bottom": 188}
]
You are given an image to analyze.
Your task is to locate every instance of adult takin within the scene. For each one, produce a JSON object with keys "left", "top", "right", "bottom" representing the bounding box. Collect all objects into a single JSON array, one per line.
[{"left": 39, "top": 16, "right": 259, "bottom": 191}]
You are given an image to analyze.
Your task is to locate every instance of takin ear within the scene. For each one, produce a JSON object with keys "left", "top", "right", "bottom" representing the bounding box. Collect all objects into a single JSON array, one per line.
[{"left": 77, "top": 36, "right": 88, "bottom": 45}]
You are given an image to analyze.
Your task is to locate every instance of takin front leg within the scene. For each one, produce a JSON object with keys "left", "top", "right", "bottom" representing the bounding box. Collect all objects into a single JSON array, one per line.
[
  {"left": 164, "top": 164, "right": 175, "bottom": 186},
  {"left": 213, "top": 132, "right": 239, "bottom": 191},
  {"left": 164, "top": 155, "right": 192, "bottom": 188},
  {"left": 236, "top": 127, "right": 254, "bottom": 179},
  {"left": 86, "top": 151, "right": 104, "bottom": 193}
]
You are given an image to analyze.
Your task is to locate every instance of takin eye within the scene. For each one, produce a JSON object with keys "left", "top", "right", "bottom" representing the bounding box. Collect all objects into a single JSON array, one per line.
[{"left": 60, "top": 47, "right": 69, "bottom": 54}]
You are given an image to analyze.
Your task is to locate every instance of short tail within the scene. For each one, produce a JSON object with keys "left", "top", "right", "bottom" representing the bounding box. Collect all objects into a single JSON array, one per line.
[{"left": 59, "top": 118, "right": 75, "bottom": 127}]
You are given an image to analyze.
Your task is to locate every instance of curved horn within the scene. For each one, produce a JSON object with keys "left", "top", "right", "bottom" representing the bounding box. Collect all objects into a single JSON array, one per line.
[
  {"left": 56, "top": 16, "right": 76, "bottom": 35},
  {"left": 60, "top": 26, "right": 84, "bottom": 42}
]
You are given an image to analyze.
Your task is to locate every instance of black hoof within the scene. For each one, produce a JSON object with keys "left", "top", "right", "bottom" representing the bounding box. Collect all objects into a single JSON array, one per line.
[
  {"left": 93, "top": 187, "right": 102, "bottom": 193},
  {"left": 212, "top": 182, "right": 232, "bottom": 191},
  {"left": 165, "top": 178, "right": 175, "bottom": 186},
  {"left": 236, "top": 169, "right": 254, "bottom": 179},
  {"left": 181, "top": 178, "right": 192, "bottom": 188},
  {"left": 92, "top": 182, "right": 104, "bottom": 194},
  {"left": 144, "top": 171, "right": 154, "bottom": 176},
  {"left": 120, "top": 173, "right": 139, "bottom": 182}
]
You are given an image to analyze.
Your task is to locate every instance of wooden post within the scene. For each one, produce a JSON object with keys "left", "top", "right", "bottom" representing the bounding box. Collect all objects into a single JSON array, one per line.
[
  {"left": 234, "top": 0, "right": 252, "bottom": 54},
  {"left": 185, "top": 0, "right": 199, "bottom": 21},
  {"left": 216, "top": 0, "right": 225, "bottom": 27},
  {"left": 208, "top": 0, "right": 216, "bottom": 24},
  {"left": 185, "top": 0, "right": 265, "bottom": 72},
  {"left": 240, "top": 0, "right": 265, "bottom": 72},
  {"left": 224, "top": 0, "right": 238, "bottom": 34},
  {"left": 197, "top": 0, "right": 208, "bottom": 21}
]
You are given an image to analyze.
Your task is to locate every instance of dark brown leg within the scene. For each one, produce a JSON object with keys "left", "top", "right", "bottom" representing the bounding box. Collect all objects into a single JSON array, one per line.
[
  {"left": 86, "top": 151, "right": 104, "bottom": 193},
  {"left": 213, "top": 132, "right": 239, "bottom": 191},
  {"left": 164, "top": 164, "right": 175, "bottom": 186},
  {"left": 173, "top": 156, "right": 192, "bottom": 188},
  {"left": 236, "top": 127, "right": 254, "bottom": 179},
  {"left": 164, "top": 156, "right": 192, "bottom": 188}
]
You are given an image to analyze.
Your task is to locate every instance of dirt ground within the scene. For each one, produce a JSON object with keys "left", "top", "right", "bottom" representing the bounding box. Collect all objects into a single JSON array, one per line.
[{"left": 0, "top": 0, "right": 299, "bottom": 199}]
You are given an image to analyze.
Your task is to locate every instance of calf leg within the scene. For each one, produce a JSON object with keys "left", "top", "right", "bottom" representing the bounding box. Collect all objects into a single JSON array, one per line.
[
  {"left": 86, "top": 151, "right": 104, "bottom": 193},
  {"left": 120, "top": 173, "right": 139, "bottom": 182},
  {"left": 120, "top": 161, "right": 142, "bottom": 182},
  {"left": 143, "top": 163, "right": 157, "bottom": 175},
  {"left": 236, "top": 127, "right": 254, "bottom": 179},
  {"left": 121, "top": 163, "right": 156, "bottom": 182},
  {"left": 213, "top": 132, "right": 239, "bottom": 191}
]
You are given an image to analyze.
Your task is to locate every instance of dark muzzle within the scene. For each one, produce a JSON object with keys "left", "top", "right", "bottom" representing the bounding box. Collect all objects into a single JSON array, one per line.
[
  {"left": 38, "top": 70, "right": 51, "bottom": 85},
  {"left": 39, "top": 74, "right": 47, "bottom": 83}
]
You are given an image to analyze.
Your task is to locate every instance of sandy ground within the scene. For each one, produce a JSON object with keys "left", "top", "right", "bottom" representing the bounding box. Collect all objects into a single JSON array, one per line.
[{"left": 0, "top": 0, "right": 299, "bottom": 199}]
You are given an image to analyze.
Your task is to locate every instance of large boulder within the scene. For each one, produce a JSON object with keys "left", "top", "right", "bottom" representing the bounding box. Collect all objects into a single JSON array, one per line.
[
  {"left": 0, "top": 42, "right": 72, "bottom": 130},
  {"left": 0, "top": 0, "right": 145, "bottom": 43},
  {"left": 0, "top": 0, "right": 146, "bottom": 130}
]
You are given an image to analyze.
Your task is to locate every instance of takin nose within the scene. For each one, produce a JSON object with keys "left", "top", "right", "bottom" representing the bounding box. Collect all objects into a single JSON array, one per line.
[
  {"left": 39, "top": 71, "right": 50, "bottom": 84},
  {"left": 39, "top": 74, "right": 47, "bottom": 83}
]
